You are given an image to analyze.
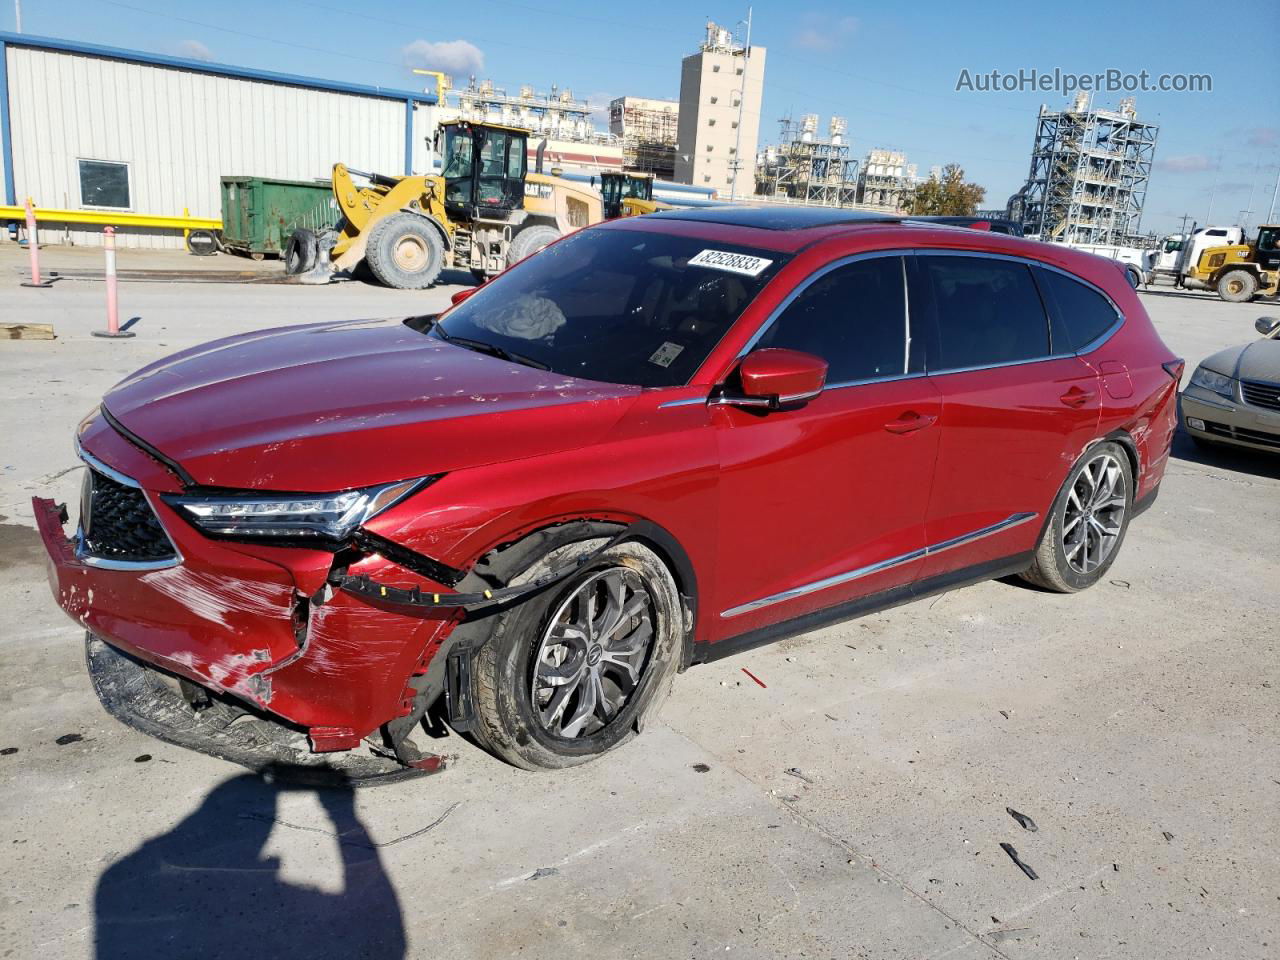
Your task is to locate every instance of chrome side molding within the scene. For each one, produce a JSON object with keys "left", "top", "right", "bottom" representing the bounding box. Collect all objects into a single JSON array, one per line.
[{"left": 720, "top": 511, "right": 1038, "bottom": 618}]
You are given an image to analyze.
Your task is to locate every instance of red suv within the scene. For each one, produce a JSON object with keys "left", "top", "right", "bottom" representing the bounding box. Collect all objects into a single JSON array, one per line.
[{"left": 35, "top": 207, "right": 1181, "bottom": 779}]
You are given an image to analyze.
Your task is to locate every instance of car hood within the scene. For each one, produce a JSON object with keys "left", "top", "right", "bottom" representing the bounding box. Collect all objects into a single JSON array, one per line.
[
  {"left": 102, "top": 317, "right": 640, "bottom": 490},
  {"left": 1201, "top": 338, "right": 1280, "bottom": 382}
]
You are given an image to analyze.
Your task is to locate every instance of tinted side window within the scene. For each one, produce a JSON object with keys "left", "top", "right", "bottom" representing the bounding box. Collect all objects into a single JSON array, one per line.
[
  {"left": 1037, "top": 269, "right": 1118, "bottom": 351},
  {"left": 754, "top": 256, "right": 906, "bottom": 383},
  {"left": 920, "top": 256, "right": 1049, "bottom": 370}
]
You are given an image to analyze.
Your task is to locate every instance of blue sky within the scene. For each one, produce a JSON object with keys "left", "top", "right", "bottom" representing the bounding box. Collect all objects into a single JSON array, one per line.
[{"left": 8, "top": 0, "right": 1278, "bottom": 236}]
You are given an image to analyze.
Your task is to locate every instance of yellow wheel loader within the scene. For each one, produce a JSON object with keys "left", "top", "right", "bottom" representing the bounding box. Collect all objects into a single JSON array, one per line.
[
  {"left": 597, "top": 171, "right": 673, "bottom": 219},
  {"left": 285, "top": 120, "right": 603, "bottom": 289},
  {"left": 1176, "top": 224, "right": 1280, "bottom": 303}
]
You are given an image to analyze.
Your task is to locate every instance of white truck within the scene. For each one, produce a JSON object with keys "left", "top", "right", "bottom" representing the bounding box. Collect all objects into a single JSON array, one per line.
[{"left": 1024, "top": 235, "right": 1155, "bottom": 288}]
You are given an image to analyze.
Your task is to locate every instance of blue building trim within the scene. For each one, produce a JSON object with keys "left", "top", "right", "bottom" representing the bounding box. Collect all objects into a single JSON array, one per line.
[
  {"left": 404, "top": 99, "right": 415, "bottom": 175},
  {"left": 0, "top": 31, "right": 437, "bottom": 105},
  {"left": 0, "top": 39, "right": 15, "bottom": 207}
]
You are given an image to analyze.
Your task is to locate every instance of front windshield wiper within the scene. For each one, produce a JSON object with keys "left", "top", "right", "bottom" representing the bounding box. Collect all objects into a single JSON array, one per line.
[{"left": 432, "top": 327, "right": 551, "bottom": 371}]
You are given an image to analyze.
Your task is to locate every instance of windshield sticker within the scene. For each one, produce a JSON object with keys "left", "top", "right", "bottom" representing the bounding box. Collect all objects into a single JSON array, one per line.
[
  {"left": 687, "top": 249, "right": 774, "bottom": 277},
  {"left": 649, "top": 342, "right": 685, "bottom": 368}
]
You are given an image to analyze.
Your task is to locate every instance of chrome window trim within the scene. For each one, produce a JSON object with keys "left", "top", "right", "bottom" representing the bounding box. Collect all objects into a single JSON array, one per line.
[
  {"left": 719, "top": 511, "right": 1037, "bottom": 619},
  {"left": 74, "top": 438, "right": 183, "bottom": 571}
]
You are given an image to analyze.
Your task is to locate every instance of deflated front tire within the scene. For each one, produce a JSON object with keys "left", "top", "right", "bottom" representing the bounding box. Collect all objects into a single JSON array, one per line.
[{"left": 469, "top": 540, "right": 682, "bottom": 770}]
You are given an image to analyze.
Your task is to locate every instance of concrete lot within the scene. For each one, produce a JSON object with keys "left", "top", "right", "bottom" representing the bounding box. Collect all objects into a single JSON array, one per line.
[{"left": 1, "top": 246, "right": 1277, "bottom": 959}]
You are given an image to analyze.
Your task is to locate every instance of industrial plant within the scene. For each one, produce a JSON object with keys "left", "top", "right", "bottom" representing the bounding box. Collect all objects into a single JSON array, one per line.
[{"left": 1007, "top": 93, "right": 1159, "bottom": 244}]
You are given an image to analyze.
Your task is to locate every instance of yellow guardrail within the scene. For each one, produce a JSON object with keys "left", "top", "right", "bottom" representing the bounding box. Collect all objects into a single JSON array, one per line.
[{"left": 0, "top": 205, "right": 222, "bottom": 231}]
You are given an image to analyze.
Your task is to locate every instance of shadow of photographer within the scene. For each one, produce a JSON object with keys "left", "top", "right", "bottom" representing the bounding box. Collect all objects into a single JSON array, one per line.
[{"left": 94, "top": 764, "right": 406, "bottom": 960}]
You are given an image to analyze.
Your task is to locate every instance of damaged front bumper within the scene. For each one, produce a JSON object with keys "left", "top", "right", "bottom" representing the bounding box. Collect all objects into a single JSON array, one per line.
[
  {"left": 33, "top": 483, "right": 459, "bottom": 768},
  {"left": 85, "top": 633, "right": 443, "bottom": 786}
]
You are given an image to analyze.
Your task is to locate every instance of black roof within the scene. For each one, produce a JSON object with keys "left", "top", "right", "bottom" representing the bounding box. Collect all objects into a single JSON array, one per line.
[{"left": 645, "top": 205, "right": 901, "bottom": 231}]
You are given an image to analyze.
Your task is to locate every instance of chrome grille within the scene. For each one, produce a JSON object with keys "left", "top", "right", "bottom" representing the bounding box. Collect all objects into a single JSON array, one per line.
[
  {"left": 81, "top": 467, "right": 177, "bottom": 563},
  {"left": 1241, "top": 380, "right": 1280, "bottom": 412}
]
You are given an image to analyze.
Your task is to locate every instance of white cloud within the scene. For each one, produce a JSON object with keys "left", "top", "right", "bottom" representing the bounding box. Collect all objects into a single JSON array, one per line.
[
  {"left": 792, "top": 14, "right": 859, "bottom": 53},
  {"left": 177, "top": 40, "right": 212, "bottom": 61},
  {"left": 401, "top": 39, "right": 484, "bottom": 78},
  {"left": 1155, "top": 154, "right": 1218, "bottom": 174}
]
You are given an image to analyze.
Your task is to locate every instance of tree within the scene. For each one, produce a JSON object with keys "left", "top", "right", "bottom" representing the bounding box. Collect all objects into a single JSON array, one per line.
[{"left": 909, "top": 164, "right": 986, "bottom": 216}]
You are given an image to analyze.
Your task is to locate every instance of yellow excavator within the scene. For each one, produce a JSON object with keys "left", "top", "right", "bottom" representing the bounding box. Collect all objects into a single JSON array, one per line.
[
  {"left": 285, "top": 120, "right": 603, "bottom": 288},
  {"left": 1176, "top": 224, "right": 1280, "bottom": 302},
  {"left": 597, "top": 171, "right": 673, "bottom": 219}
]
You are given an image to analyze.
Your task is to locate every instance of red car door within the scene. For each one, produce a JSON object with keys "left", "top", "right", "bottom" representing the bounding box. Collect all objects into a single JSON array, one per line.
[
  {"left": 911, "top": 253, "right": 1102, "bottom": 582},
  {"left": 710, "top": 254, "right": 942, "bottom": 640}
]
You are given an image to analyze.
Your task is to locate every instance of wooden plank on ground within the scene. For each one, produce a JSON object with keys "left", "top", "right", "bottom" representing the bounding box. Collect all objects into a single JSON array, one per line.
[{"left": 1, "top": 323, "right": 55, "bottom": 340}]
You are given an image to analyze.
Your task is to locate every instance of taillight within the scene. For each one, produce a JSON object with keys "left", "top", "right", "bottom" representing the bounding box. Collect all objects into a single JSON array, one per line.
[{"left": 1162, "top": 359, "right": 1185, "bottom": 382}]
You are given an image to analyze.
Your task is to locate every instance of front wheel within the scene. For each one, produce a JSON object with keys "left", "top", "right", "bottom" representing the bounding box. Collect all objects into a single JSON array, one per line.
[
  {"left": 1217, "top": 269, "right": 1257, "bottom": 303},
  {"left": 1020, "top": 441, "right": 1133, "bottom": 592},
  {"left": 365, "top": 213, "right": 445, "bottom": 289},
  {"left": 469, "top": 540, "right": 682, "bottom": 770}
]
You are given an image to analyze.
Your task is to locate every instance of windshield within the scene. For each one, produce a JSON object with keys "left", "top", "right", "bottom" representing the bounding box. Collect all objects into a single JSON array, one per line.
[{"left": 430, "top": 227, "right": 789, "bottom": 387}]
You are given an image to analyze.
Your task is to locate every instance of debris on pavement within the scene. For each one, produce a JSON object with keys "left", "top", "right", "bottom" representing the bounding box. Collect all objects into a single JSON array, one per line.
[
  {"left": 691, "top": 763, "right": 711, "bottom": 773},
  {"left": 1109, "top": 579, "right": 1131, "bottom": 588},
  {"left": 999, "top": 710, "right": 1011, "bottom": 719},
  {"left": 1006, "top": 807, "right": 1039, "bottom": 832},
  {"left": 54, "top": 733, "right": 84, "bottom": 745},
  {"left": 1162, "top": 830, "right": 1175, "bottom": 841},
  {"left": 0, "top": 747, "right": 17, "bottom": 756},
  {"left": 134, "top": 754, "right": 151, "bottom": 763},
  {"left": 741, "top": 667, "right": 767, "bottom": 688},
  {"left": 528, "top": 867, "right": 560, "bottom": 880},
  {"left": 999, "top": 842, "right": 1039, "bottom": 880},
  {"left": 784, "top": 767, "right": 814, "bottom": 784}
]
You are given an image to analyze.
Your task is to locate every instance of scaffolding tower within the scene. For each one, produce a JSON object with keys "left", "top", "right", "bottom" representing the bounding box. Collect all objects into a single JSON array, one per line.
[
  {"left": 1011, "top": 95, "right": 1158, "bottom": 244},
  {"left": 609, "top": 97, "right": 679, "bottom": 179},
  {"left": 755, "top": 114, "right": 860, "bottom": 206}
]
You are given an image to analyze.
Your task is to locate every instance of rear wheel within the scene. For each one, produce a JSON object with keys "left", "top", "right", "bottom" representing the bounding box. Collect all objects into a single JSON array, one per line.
[
  {"left": 470, "top": 540, "right": 682, "bottom": 770},
  {"left": 1217, "top": 269, "right": 1257, "bottom": 303},
  {"left": 365, "top": 213, "right": 444, "bottom": 289},
  {"left": 506, "top": 224, "right": 560, "bottom": 268},
  {"left": 1021, "top": 441, "right": 1133, "bottom": 593}
]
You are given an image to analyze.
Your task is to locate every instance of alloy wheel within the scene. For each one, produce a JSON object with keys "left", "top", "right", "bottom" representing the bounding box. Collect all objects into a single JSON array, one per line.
[
  {"left": 1062, "top": 451, "right": 1127, "bottom": 575},
  {"left": 531, "top": 567, "right": 655, "bottom": 740}
]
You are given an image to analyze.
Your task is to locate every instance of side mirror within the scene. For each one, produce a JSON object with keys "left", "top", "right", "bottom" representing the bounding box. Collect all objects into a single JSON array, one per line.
[
  {"left": 1255, "top": 316, "right": 1280, "bottom": 337},
  {"left": 722, "top": 348, "right": 827, "bottom": 409},
  {"left": 451, "top": 286, "right": 480, "bottom": 306}
]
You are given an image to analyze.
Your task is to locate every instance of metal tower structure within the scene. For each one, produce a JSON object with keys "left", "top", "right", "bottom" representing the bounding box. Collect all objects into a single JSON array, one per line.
[
  {"left": 755, "top": 114, "right": 860, "bottom": 207},
  {"left": 1012, "top": 95, "right": 1158, "bottom": 244}
]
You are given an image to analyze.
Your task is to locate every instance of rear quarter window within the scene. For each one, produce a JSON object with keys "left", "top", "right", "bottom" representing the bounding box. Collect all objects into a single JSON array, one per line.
[{"left": 1036, "top": 268, "right": 1120, "bottom": 352}]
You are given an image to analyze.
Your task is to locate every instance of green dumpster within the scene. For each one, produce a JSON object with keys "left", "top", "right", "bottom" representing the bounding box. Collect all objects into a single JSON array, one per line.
[{"left": 219, "top": 176, "right": 337, "bottom": 258}]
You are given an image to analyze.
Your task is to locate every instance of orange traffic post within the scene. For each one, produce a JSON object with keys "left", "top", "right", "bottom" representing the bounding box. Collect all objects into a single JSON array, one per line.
[
  {"left": 93, "top": 227, "right": 134, "bottom": 339},
  {"left": 20, "top": 198, "right": 53, "bottom": 288}
]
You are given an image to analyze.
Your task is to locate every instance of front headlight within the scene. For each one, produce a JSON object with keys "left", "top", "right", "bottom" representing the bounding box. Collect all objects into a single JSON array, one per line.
[
  {"left": 1188, "top": 366, "right": 1236, "bottom": 400},
  {"left": 164, "top": 477, "right": 433, "bottom": 541}
]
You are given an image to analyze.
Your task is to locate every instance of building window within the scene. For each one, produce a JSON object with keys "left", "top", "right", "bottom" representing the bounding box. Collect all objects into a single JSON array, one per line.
[
  {"left": 708, "top": 118, "right": 716, "bottom": 126},
  {"left": 735, "top": 67, "right": 743, "bottom": 75},
  {"left": 78, "top": 159, "right": 131, "bottom": 210},
  {"left": 730, "top": 121, "right": 739, "bottom": 129},
  {"left": 703, "top": 175, "right": 712, "bottom": 183},
  {"left": 712, "top": 64, "right": 720, "bottom": 72},
  {"left": 706, "top": 144, "right": 714, "bottom": 152},
  {"left": 728, "top": 147, "right": 737, "bottom": 155},
  {"left": 710, "top": 96, "right": 718, "bottom": 104}
]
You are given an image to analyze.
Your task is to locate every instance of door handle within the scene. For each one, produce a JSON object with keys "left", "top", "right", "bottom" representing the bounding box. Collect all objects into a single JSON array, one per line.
[
  {"left": 884, "top": 411, "right": 937, "bottom": 434},
  {"left": 1059, "top": 386, "right": 1096, "bottom": 408}
]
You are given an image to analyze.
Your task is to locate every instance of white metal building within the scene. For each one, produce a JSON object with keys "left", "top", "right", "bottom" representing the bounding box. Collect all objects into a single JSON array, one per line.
[{"left": 0, "top": 31, "right": 438, "bottom": 248}]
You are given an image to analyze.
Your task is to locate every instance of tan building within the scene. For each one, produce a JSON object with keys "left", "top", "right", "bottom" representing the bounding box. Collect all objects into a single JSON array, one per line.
[
  {"left": 674, "top": 21, "right": 766, "bottom": 198},
  {"left": 608, "top": 96, "right": 679, "bottom": 179}
]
